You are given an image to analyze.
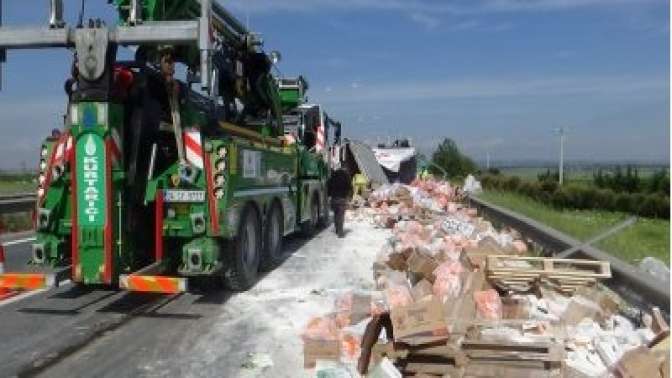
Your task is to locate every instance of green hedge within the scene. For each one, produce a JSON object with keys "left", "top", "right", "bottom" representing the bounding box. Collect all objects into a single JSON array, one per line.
[{"left": 479, "top": 174, "right": 670, "bottom": 218}]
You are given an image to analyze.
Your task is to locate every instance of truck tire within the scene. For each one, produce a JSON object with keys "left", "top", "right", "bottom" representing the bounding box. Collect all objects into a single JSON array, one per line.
[
  {"left": 300, "top": 194, "right": 319, "bottom": 237},
  {"left": 224, "top": 206, "right": 261, "bottom": 291},
  {"left": 260, "top": 203, "right": 284, "bottom": 271}
]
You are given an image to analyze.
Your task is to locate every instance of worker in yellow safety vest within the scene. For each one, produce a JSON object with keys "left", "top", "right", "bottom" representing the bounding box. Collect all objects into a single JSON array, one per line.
[{"left": 352, "top": 172, "right": 369, "bottom": 197}]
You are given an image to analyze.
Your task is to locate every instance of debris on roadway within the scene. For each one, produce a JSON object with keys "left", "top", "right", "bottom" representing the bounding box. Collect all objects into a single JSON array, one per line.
[{"left": 301, "top": 178, "right": 670, "bottom": 377}]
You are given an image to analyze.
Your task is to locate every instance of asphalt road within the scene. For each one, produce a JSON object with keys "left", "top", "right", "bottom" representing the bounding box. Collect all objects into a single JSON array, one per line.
[
  {"left": 0, "top": 234, "right": 169, "bottom": 376},
  {"left": 0, "top": 221, "right": 390, "bottom": 378},
  {"left": 2, "top": 233, "right": 35, "bottom": 272}
]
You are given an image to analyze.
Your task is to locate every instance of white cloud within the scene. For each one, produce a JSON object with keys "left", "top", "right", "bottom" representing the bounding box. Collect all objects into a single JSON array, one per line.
[
  {"left": 223, "top": 0, "right": 661, "bottom": 14},
  {"left": 410, "top": 12, "right": 441, "bottom": 29},
  {"left": 449, "top": 20, "right": 481, "bottom": 31},
  {"left": 479, "top": 0, "right": 659, "bottom": 12},
  {"left": 318, "top": 75, "right": 668, "bottom": 104},
  {"left": 443, "top": 19, "right": 514, "bottom": 32}
]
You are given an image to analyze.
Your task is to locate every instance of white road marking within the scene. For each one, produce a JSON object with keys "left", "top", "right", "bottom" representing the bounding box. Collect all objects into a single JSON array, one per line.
[
  {"left": 2, "top": 237, "right": 37, "bottom": 247},
  {"left": 0, "top": 280, "right": 72, "bottom": 307}
]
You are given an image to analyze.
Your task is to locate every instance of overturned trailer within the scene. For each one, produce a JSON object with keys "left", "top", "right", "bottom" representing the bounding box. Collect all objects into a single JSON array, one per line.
[
  {"left": 373, "top": 141, "right": 417, "bottom": 184},
  {"left": 340, "top": 140, "right": 389, "bottom": 188}
]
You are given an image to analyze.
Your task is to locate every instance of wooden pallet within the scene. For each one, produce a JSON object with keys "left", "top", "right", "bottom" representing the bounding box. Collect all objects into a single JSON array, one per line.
[
  {"left": 368, "top": 340, "right": 564, "bottom": 377},
  {"left": 462, "top": 340, "right": 564, "bottom": 366},
  {"left": 486, "top": 255, "right": 610, "bottom": 293},
  {"left": 486, "top": 255, "right": 611, "bottom": 278}
]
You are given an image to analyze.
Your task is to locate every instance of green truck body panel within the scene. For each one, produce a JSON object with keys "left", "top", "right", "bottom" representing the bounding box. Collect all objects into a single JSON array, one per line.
[{"left": 32, "top": 97, "right": 331, "bottom": 285}]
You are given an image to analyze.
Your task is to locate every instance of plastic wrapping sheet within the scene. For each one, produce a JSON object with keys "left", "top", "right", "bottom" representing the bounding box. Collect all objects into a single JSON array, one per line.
[
  {"left": 474, "top": 289, "right": 503, "bottom": 320},
  {"left": 432, "top": 261, "right": 466, "bottom": 301},
  {"left": 566, "top": 347, "right": 609, "bottom": 377},
  {"left": 340, "top": 319, "right": 369, "bottom": 363},
  {"left": 303, "top": 314, "right": 341, "bottom": 342}
]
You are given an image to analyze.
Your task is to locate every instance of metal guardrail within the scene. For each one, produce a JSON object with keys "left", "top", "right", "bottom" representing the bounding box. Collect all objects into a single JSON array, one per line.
[
  {"left": 0, "top": 193, "right": 36, "bottom": 215},
  {"left": 467, "top": 195, "right": 669, "bottom": 313}
]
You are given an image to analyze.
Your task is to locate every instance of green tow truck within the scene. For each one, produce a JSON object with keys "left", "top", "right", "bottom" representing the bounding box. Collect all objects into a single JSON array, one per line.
[{"left": 0, "top": 0, "right": 342, "bottom": 293}]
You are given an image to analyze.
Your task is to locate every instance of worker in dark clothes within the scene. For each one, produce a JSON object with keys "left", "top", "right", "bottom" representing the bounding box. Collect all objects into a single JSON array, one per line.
[{"left": 327, "top": 168, "right": 352, "bottom": 238}]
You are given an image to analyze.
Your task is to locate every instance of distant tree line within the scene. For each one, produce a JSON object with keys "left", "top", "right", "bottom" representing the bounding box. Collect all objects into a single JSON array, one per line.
[
  {"left": 0, "top": 171, "right": 34, "bottom": 181},
  {"left": 593, "top": 166, "right": 669, "bottom": 196},
  {"left": 480, "top": 173, "right": 669, "bottom": 218}
]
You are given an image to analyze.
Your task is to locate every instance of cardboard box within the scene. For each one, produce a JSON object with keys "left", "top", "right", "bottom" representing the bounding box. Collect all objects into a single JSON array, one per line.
[
  {"left": 351, "top": 293, "right": 373, "bottom": 324},
  {"left": 386, "top": 252, "right": 409, "bottom": 272},
  {"left": 390, "top": 296, "right": 449, "bottom": 345},
  {"left": 304, "top": 339, "right": 341, "bottom": 368},
  {"left": 407, "top": 251, "right": 439, "bottom": 283},
  {"left": 574, "top": 286, "right": 619, "bottom": 319},
  {"left": 562, "top": 296, "right": 602, "bottom": 326},
  {"left": 502, "top": 297, "right": 530, "bottom": 320},
  {"left": 411, "top": 279, "right": 434, "bottom": 301},
  {"left": 443, "top": 271, "right": 482, "bottom": 335},
  {"left": 661, "top": 352, "right": 670, "bottom": 378},
  {"left": 615, "top": 346, "right": 663, "bottom": 378},
  {"left": 650, "top": 307, "right": 670, "bottom": 346}
]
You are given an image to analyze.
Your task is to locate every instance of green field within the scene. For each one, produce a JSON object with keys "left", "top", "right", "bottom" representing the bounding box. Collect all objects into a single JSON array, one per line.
[
  {"left": 0, "top": 180, "right": 35, "bottom": 195},
  {"left": 0, "top": 175, "right": 35, "bottom": 195},
  {"left": 499, "top": 166, "right": 667, "bottom": 184},
  {"left": 0, "top": 175, "right": 35, "bottom": 232},
  {"left": 478, "top": 191, "right": 670, "bottom": 265}
]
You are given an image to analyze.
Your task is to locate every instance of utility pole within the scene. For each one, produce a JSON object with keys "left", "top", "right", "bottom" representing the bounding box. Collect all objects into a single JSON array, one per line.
[
  {"left": 486, "top": 152, "right": 491, "bottom": 170},
  {"left": 555, "top": 128, "right": 566, "bottom": 185}
]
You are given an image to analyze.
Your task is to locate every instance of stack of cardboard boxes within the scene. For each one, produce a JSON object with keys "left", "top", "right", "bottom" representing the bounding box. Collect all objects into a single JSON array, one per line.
[{"left": 302, "top": 179, "right": 669, "bottom": 377}]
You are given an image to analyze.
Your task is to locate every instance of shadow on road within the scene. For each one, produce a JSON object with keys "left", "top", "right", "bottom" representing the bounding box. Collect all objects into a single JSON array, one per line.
[
  {"left": 19, "top": 289, "right": 118, "bottom": 316},
  {"left": 12, "top": 222, "right": 334, "bottom": 321}
]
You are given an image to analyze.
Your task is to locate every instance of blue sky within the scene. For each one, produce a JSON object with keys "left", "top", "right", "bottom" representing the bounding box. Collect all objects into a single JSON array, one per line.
[{"left": 0, "top": 0, "right": 669, "bottom": 170}]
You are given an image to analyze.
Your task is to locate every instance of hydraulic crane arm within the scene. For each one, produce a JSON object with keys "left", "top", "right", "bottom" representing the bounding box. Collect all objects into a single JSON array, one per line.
[
  {"left": 0, "top": 0, "right": 244, "bottom": 92},
  {"left": 0, "top": 0, "right": 283, "bottom": 133}
]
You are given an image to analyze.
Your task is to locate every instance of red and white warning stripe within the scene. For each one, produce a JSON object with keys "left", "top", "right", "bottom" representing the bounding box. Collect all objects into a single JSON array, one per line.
[
  {"left": 53, "top": 133, "right": 73, "bottom": 165},
  {"left": 38, "top": 132, "right": 71, "bottom": 202},
  {"left": 316, "top": 121, "right": 325, "bottom": 152},
  {"left": 184, "top": 129, "right": 204, "bottom": 169},
  {"left": 109, "top": 128, "right": 123, "bottom": 166},
  {"left": 0, "top": 243, "right": 5, "bottom": 275}
]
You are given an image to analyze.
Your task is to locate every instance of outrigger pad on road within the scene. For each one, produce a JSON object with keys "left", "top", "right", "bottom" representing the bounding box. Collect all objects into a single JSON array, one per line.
[{"left": 119, "top": 274, "right": 188, "bottom": 294}]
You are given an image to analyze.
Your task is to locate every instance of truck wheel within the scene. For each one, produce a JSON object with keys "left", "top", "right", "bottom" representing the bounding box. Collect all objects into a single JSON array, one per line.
[
  {"left": 260, "top": 203, "right": 284, "bottom": 271},
  {"left": 224, "top": 206, "right": 261, "bottom": 291},
  {"left": 300, "top": 195, "right": 319, "bottom": 237}
]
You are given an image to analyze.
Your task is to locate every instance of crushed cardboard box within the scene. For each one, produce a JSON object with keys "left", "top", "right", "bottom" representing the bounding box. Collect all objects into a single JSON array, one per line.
[
  {"left": 389, "top": 296, "right": 449, "bottom": 345},
  {"left": 303, "top": 178, "right": 660, "bottom": 378}
]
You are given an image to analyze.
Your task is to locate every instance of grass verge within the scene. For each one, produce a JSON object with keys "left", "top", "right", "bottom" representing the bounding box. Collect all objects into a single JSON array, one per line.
[
  {"left": 478, "top": 190, "right": 670, "bottom": 266},
  {"left": 0, "top": 178, "right": 35, "bottom": 195}
]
